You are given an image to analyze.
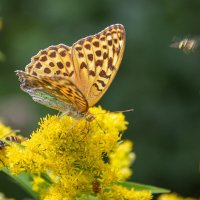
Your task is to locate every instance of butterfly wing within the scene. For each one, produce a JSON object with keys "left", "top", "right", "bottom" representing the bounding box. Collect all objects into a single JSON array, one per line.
[
  {"left": 16, "top": 44, "right": 88, "bottom": 113},
  {"left": 16, "top": 24, "right": 125, "bottom": 114},
  {"left": 72, "top": 24, "right": 125, "bottom": 106},
  {"left": 25, "top": 44, "right": 77, "bottom": 83},
  {"left": 16, "top": 71, "right": 88, "bottom": 113}
]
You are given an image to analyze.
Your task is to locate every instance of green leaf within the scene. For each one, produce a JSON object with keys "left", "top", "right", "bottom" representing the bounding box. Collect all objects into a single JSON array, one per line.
[
  {"left": 114, "top": 181, "right": 170, "bottom": 194},
  {"left": 76, "top": 194, "right": 100, "bottom": 200},
  {"left": 2, "top": 168, "right": 40, "bottom": 200},
  {"left": 41, "top": 172, "right": 53, "bottom": 184},
  {"left": 0, "top": 51, "right": 5, "bottom": 62}
]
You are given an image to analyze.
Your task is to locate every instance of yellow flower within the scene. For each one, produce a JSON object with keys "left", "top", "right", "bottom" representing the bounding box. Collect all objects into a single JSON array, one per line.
[
  {"left": 42, "top": 184, "right": 74, "bottom": 200},
  {"left": 0, "top": 122, "right": 23, "bottom": 169},
  {"left": 32, "top": 176, "right": 47, "bottom": 192},
  {"left": 101, "top": 185, "right": 152, "bottom": 200},
  {"left": 110, "top": 140, "right": 136, "bottom": 180},
  {"left": 3, "top": 107, "right": 140, "bottom": 199},
  {"left": 158, "top": 194, "right": 199, "bottom": 200},
  {"left": 0, "top": 122, "right": 12, "bottom": 137}
]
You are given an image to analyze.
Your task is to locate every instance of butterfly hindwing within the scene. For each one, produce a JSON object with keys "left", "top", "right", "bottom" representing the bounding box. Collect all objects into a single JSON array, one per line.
[{"left": 16, "top": 71, "right": 88, "bottom": 113}]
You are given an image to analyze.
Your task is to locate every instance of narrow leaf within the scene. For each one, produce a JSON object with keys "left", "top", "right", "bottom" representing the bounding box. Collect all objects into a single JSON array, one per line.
[
  {"left": 76, "top": 194, "right": 100, "bottom": 200},
  {"left": 2, "top": 168, "right": 39, "bottom": 200},
  {"left": 115, "top": 181, "right": 170, "bottom": 194}
]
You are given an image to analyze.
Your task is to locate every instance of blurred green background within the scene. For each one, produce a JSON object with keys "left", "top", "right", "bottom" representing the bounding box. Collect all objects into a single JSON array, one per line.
[{"left": 0, "top": 0, "right": 200, "bottom": 199}]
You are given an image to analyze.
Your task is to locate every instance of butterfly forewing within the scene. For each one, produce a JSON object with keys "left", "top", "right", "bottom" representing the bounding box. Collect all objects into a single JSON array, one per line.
[{"left": 72, "top": 24, "right": 125, "bottom": 106}]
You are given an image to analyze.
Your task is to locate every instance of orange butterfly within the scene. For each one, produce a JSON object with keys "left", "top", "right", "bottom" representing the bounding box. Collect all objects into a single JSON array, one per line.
[{"left": 16, "top": 24, "right": 126, "bottom": 121}]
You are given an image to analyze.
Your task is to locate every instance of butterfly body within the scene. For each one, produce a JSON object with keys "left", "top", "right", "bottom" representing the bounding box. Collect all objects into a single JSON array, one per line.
[{"left": 16, "top": 24, "right": 125, "bottom": 120}]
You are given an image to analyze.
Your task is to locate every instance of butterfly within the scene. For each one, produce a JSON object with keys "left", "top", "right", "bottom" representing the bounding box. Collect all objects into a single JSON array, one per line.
[{"left": 16, "top": 24, "right": 126, "bottom": 121}]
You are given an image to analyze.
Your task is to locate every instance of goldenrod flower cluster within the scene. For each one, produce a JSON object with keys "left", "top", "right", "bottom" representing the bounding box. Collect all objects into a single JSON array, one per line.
[
  {"left": 0, "top": 121, "right": 12, "bottom": 136},
  {"left": 102, "top": 185, "right": 152, "bottom": 200},
  {"left": 0, "top": 122, "right": 22, "bottom": 168},
  {"left": 158, "top": 194, "right": 199, "bottom": 200},
  {"left": 0, "top": 107, "right": 152, "bottom": 200}
]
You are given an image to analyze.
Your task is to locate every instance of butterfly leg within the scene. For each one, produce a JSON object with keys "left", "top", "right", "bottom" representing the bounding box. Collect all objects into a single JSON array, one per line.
[
  {"left": 56, "top": 111, "right": 62, "bottom": 117},
  {"left": 95, "top": 119, "right": 106, "bottom": 134},
  {"left": 76, "top": 121, "right": 91, "bottom": 142},
  {"left": 58, "top": 119, "right": 81, "bottom": 140},
  {"left": 0, "top": 158, "right": 5, "bottom": 166}
]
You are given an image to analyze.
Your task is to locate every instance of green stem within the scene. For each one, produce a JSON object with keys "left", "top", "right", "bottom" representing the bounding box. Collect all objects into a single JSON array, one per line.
[{"left": 2, "top": 168, "right": 40, "bottom": 200}]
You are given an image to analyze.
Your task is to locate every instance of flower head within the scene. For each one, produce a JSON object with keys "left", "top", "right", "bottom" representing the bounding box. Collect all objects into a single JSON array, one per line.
[
  {"left": 2, "top": 106, "right": 147, "bottom": 200},
  {"left": 101, "top": 185, "right": 152, "bottom": 200},
  {"left": 0, "top": 122, "right": 24, "bottom": 168},
  {"left": 158, "top": 194, "right": 198, "bottom": 200}
]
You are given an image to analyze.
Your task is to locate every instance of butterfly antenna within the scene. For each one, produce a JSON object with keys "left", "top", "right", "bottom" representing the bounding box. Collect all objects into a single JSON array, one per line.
[
  {"left": 94, "top": 108, "right": 134, "bottom": 116},
  {"left": 95, "top": 119, "right": 106, "bottom": 134},
  {"left": 113, "top": 108, "right": 134, "bottom": 113}
]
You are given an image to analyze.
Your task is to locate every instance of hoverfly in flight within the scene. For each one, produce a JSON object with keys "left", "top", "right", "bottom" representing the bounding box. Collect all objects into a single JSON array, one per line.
[{"left": 170, "top": 37, "right": 200, "bottom": 53}]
